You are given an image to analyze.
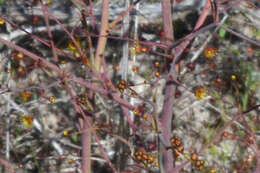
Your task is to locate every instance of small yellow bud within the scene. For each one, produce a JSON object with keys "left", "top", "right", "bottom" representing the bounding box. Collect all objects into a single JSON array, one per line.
[
  {"left": 204, "top": 46, "right": 217, "bottom": 59},
  {"left": 61, "top": 60, "right": 67, "bottom": 64},
  {"left": 21, "top": 115, "right": 34, "bottom": 128},
  {"left": 63, "top": 130, "right": 69, "bottom": 136},
  {"left": 155, "top": 71, "right": 160, "bottom": 78},
  {"left": 153, "top": 162, "right": 159, "bottom": 167},
  {"left": 154, "top": 61, "right": 160, "bottom": 68},
  {"left": 17, "top": 66, "right": 24, "bottom": 73},
  {"left": 68, "top": 158, "right": 74, "bottom": 164},
  {"left": 49, "top": 96, "right": 55, "bottom": 103},
  {"left": 21, "top": 91, "right": 31, "bottom": 102},
  {"left": 0, "top": 18, "right": 5, "bottom": 25},
  {"left": 74, "top": 51, "right": 81, "bottom": 58},
  {"left": 142, "top": 113, "right": 148, "bottom": 119},
  {"left": 17, "top": 52, "right": 24, "bottom": 59},
  {"left": 46, "top": 0, "right": 51, "bottom": 5},
  {"left": 210, "top": 168, "right": 216, "bottom": 173},
  {"left": 133, "top": 108, "right": 140, "bottom": 116},
  {"left": 231, "top": 75, "right": 236, "bottom": 81},
  {"left": 195, "top": 87, "right": 206, "bottom": 100},
  {"left": 132, "top": 66, "right": 139, "bottom": 72},
  {"left": 68, "top": 38, "right": 81, "bottom": 51}
]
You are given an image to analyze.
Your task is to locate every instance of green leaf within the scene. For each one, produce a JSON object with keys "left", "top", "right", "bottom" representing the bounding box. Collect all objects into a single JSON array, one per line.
[
  {"left": 257, "top": 29, "right": 260, "bottom": 37},
  {"left": 219, "top": 28, "right": 226, "bottom": 38},
  {"left": 231, "top": 49, "right": 240, "bottom": 55},
  {"left": 71, "top": 133, "right": 78, "bottom": 143},
  {"left": 207, "top": 145, "right": 218, "bottom": 155}
]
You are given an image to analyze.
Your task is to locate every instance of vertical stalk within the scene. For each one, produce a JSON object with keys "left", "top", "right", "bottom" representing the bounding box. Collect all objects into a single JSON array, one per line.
[
  {"left": 160, "top": 0, "right": 174, "bottom": 172},
  {"left": 6, "top": 58, "right": 11, "bottom": 163},
  {"left": 121, "top": 0, "right": 130, "bottom": 81},
  {"left": 82, "top": 116, "right": 92, "bottom": 173},
  {"left": 118, "top": 0, "right": 130, "bottom": 171},
  {"left": 94, "top": 0, "right": 109, "bottom": 71},
  {"left": 83, "top": 0, "right": 109, "bottom": 171}
]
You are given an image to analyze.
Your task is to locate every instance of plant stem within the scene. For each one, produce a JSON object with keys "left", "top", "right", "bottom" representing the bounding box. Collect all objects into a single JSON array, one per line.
[
  {"left": 160, "top": 0, "right": 174, "bottom": 172},
  {"left": 94, "top": 0, "right": 109, "bottom": 71},
  {"left": 82, "top": 116, "right": 92, "bottom": 173}
]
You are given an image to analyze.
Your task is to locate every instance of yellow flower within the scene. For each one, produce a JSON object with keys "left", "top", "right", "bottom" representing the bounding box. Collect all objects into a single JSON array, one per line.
[
  {"left": 133, "top": 108, "right": 140, "bottom": 116},
  {"left": 68, "top": 38, "right": 81, "bottom": 51},
  {"left": 74, "top": 51, "right": 81, "bottom": 58},
  {"left": 49, "top": 96, "right": 55, "bottom": 103},
  {"left": 142, "top": 113, "right": 148, "bottom": 119},
  {"left": 60, "top": 60, "right": 67, "bottom": 64},
  {"left": 204, "top": 46, "right": 217, "bottom": 59},
  {"left": 0, "top": 18, "right": 5, "bottom": 25},
  {"left": 132, "top": 66, "right": 139, "bottom": 72},
  {"left": 17, "top": 66, "right": 24, "bottom": 73},
  {"left": 195, "top": 87, "right": 206, "bottom": 99},
  {"left": 16, "top": 52, "right": 24, "bottom": 59},
  {"left": 45, "top": 0, "right": 51, "bottom": 5},
  {"left": 68, "top": 158, "right": 74, "bottom": 164},
  {"left": 63, "top": 130, "right": 69, "bottom": 136},
  {"left": 231, "top": 75, "right": 236, "bottom": 81},
  {"left": 153, "top": 162, "right": 159, "bottom": 167},
  {"left": 210, "top": 168, "right": 216, "bottom": 173},
  {"left": 21, "top": 115, "right": 34, "bottom": 128},
  {"left": 20, "top": 91, "right": 31, "bottom": 102}
]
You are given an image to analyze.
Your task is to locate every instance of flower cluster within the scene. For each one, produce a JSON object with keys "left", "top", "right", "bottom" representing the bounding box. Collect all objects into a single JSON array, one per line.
[
  {"left": 134, "top": 150, "right": 158, "bottom": 167},
  {"left": 170, "top": 136, "right": 185, "bottom": 158},
  {"left": 190, "top": 152, "right": 205, "bottom": 170},
  {"left": 117, "top": 80, "right": 128, "bottom": 93}
]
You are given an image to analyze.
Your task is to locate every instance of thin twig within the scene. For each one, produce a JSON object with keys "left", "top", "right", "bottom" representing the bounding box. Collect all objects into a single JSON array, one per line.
[
  {"left": 40, "top": 2, "right": 59, "bottom": 63},
  {"left": 94, "top": 0, "right": 109, "bottom": 71}
]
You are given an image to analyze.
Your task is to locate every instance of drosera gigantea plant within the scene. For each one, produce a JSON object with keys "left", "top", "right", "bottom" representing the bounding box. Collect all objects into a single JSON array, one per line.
[{"left": 1, "top": 0, "right": 260, "bottom": 173}]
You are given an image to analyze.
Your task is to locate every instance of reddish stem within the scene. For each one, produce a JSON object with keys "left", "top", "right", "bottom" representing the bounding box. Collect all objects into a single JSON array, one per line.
[
  {"left": 160, "top": 0, "right": 174, "bottom": 172},
  {"left": 94, "top": 0, "right": 109, "bottom": 71},
  {"left": 40, "top": 2, "right": 59, "bottom": 63}
]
